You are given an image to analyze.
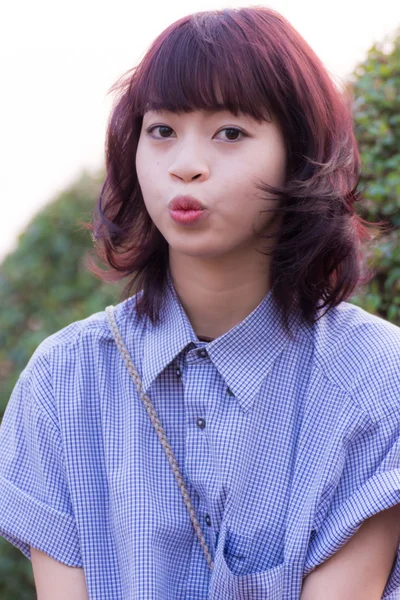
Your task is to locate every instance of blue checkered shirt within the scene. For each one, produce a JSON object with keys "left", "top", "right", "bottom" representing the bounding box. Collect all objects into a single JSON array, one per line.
[{"left": 1, "top": 274, "right": 400, "bottom": 599}]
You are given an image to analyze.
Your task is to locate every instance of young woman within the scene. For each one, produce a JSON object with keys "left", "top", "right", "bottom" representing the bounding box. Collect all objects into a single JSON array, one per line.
[{"left": 0, "top": 7, "right": 399, "bottom": 600}]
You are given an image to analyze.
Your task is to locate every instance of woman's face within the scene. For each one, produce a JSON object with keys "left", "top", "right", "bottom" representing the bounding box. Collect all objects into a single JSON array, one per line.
[{"left": 135, "top": 109, "right": 287, "bottom": 260}]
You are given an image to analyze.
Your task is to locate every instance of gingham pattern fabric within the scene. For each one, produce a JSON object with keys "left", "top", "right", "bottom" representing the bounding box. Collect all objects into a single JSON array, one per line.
[{"left": 1, "top": 272, "right": 400, "bottom": 599}]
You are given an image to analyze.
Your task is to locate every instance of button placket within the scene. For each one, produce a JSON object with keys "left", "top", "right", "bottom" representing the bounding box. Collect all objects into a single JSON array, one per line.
[{"left": 172, "top": 356, "right": 184, "bottom": 382}]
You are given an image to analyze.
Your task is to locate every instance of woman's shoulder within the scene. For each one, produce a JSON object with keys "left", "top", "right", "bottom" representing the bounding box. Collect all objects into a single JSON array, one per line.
[
  {"left": 20, "top": 293, "right": 143, "bottom": 383},
  {"left": 312, "top": 301, "right": 400, "bottom": 422},
  {"left": 313, "top": 300, "right": 400, "bottom": 356}
]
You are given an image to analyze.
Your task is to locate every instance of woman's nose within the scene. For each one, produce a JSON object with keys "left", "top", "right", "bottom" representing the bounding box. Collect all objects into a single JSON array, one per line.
[{"left": 168, "top": 145, "right": 210, "bottom": 183}]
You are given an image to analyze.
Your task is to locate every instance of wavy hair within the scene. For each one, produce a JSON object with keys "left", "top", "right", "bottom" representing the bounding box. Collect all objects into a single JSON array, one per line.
[{"left": 87, "top": 6, "right": 377, "bottom": 332}]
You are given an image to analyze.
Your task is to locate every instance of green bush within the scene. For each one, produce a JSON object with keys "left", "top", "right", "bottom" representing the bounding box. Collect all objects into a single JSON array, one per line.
[
  {"left": 0, "top": 170, "right": 122, "bottom": 415},
  {"left": 349, "top": 28, "right": 400, "bottom": 322}
]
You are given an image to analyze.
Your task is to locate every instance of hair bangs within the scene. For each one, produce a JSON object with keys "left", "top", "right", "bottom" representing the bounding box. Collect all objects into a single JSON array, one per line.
[{"left": 133, "top": 16, "right": 272, "bottom": 122}]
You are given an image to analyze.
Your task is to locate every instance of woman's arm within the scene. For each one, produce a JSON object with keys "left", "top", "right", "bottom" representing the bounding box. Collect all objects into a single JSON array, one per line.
[
  {"left": 31, "top": 547, "right": 89, "bottom": 600},
  {"left": 300, "top": 503, "right": 400, "bottom": 599}
]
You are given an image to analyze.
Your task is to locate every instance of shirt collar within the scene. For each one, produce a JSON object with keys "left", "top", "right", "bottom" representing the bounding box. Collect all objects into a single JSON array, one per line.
[{"left": 142, "top": 271, "right": 299, "bottom": 413}]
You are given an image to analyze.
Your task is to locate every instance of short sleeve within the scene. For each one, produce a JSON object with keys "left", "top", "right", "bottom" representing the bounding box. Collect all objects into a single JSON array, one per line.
[
  {"left": 0, "top": 354, "right": 82, "bottom": 566},
  {"left": 304, "top": 409, "right": 400, "bottom": 598}
]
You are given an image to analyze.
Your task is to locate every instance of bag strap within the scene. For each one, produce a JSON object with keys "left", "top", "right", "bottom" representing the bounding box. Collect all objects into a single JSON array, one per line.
[{"left": 105, "top": 305, "right": 214, "bottom": 571}]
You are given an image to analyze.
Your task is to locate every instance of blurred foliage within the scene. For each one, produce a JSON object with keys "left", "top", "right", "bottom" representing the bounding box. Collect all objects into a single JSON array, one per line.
[
  {"left": 1, "top": 27, "right": 400, "bottom": 600},
  {"left": 0, "top": 170, "right": 122, "bottom": 414},
  {"left": 349, "top": 28, "right": 400, "bottom": 322},
  {"left": 0, "top": 543, "right": 35, "bottom": 600}
]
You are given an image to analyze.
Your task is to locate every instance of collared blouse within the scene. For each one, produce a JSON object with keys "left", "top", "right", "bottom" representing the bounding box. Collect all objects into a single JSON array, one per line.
[{"left": 1, "top": 275, "right": 400, "bottom": 599}]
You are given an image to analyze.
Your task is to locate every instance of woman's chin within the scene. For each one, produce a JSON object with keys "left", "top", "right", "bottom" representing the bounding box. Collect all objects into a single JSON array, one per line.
[{"left": 168, "top": 240, "right": 225, "bottom": 261}]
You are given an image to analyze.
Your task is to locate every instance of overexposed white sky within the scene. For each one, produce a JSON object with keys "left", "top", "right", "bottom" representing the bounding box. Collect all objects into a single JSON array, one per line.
[{"left": 1, "top": 0, "right": 400, "bottom": 262}]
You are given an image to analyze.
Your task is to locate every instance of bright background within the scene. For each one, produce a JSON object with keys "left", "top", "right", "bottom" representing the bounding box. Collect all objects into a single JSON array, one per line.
[{"left": 1, "top": 0, "right": 400, "bottom": 261}]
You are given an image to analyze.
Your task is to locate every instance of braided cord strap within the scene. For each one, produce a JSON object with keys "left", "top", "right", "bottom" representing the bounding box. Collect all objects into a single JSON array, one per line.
[{"left": 105, "top": 306, "right": 214, "bottom": 571}]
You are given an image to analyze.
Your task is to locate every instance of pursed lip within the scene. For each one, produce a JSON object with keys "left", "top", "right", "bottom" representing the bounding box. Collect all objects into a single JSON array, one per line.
[{"left": 168, "top": 195, "right": 206, "bottom": 211}]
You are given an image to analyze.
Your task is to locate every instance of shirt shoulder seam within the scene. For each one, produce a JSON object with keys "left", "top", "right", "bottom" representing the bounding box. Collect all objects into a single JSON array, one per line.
[{"left": 313, "top": 355, "right": 398, "bottom": 426}]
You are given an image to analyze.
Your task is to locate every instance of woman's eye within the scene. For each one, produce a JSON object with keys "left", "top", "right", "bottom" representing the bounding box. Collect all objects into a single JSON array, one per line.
[
  {"left": 146, "top": 125, "right": 246, "bottom": 141},
  {"left": 215, "top": 127, "right": 245, "bottom": 142},
  {"left": 147, "top": 125, "right": 175, "bottom": 139}
]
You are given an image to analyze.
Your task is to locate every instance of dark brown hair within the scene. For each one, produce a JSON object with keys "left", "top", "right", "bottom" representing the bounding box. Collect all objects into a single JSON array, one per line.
[{"left": 88, "top": 6, "right": 376, "bottom": 332}]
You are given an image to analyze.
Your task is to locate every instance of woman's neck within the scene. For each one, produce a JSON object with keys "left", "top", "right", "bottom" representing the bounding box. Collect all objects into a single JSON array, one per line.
[{"left": 168, "top": 253, "right": 271, "bottom": 340}]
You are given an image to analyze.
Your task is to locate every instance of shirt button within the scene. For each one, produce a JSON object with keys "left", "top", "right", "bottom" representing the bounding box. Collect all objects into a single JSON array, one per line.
[
  {"left": 197, "top": 349, "right": 208, "bottom": 359},
  {"left": 227, "top": 387, "right": 235, "bottom": 396},
  {"left": 176, "top": 367, "right": 182, "bottom": 378},
  {"left": 205, "top": 514, "right": 211, "bottom": 526},
  {"left": 196, "top": 417, "right": 206, "bottom": 429}
]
